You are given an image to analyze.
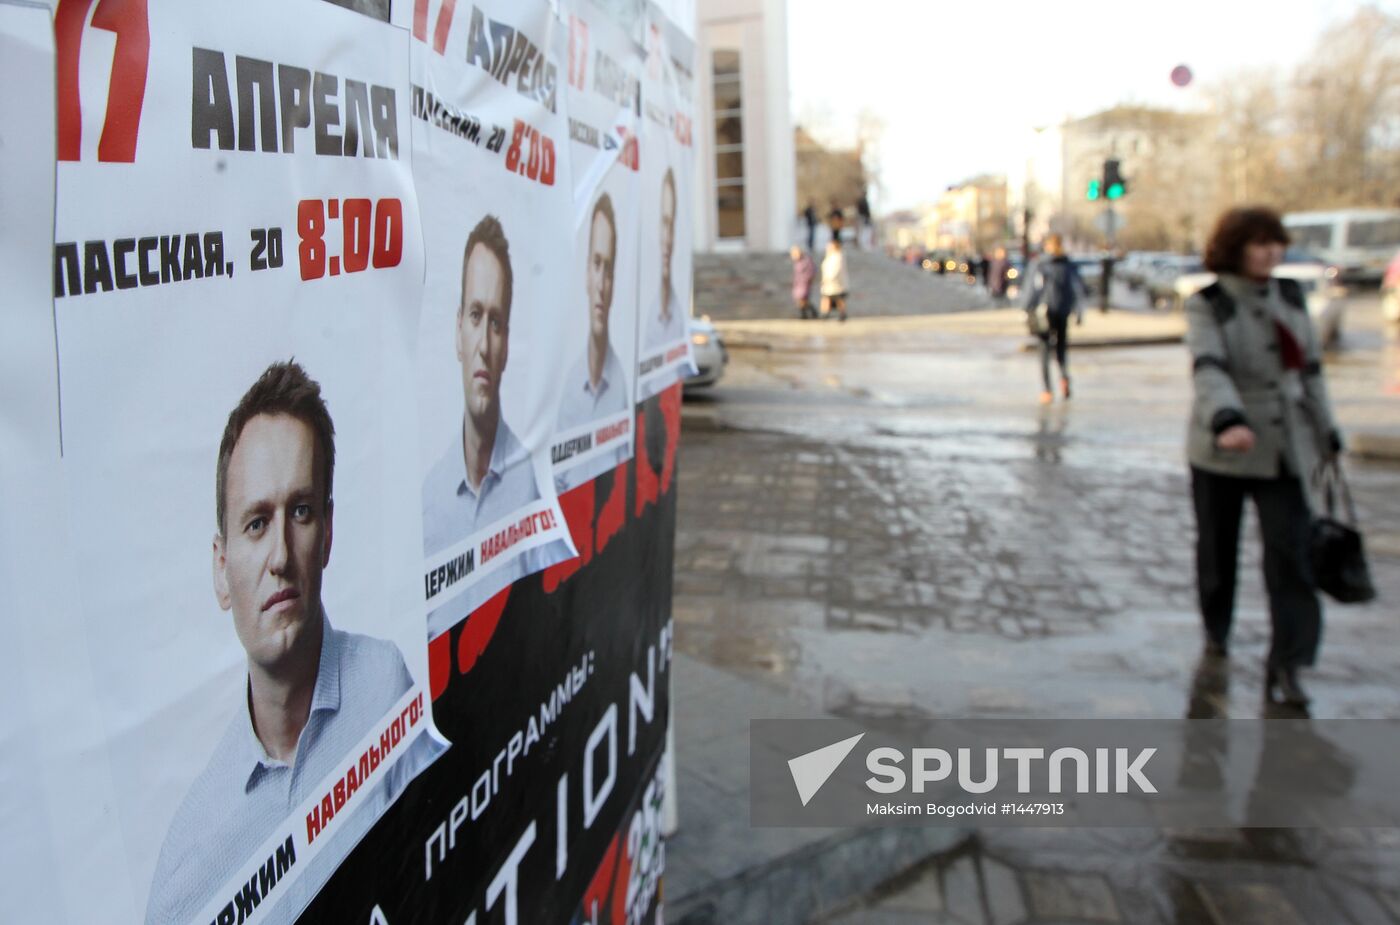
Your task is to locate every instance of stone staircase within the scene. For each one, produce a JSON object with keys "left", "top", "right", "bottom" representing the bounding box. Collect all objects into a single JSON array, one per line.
[{"left": 693, "top": 250, "right": 996, "bottom": 322}]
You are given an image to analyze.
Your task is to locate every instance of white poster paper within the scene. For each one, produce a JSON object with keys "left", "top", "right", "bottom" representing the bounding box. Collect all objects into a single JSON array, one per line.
[
  {"left": 549, "top": 0, "right": 644, "bottom": 492},
  {"left": 0, "top": 6, "right": 116, "bottom": 924},
  {"left": 636, "top": 1, "right": 697, "bottom": 399},
  {"left": 46, "top": 2, "right": 445, "bottom": 922},
  {"left": 407, "top": 0, "right": 578, "bottom": 639}
]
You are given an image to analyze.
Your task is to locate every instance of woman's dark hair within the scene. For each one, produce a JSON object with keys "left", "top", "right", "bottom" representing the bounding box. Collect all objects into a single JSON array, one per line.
[{"left": 1203, "top": 206, "right": 1290, "bottom": 274}]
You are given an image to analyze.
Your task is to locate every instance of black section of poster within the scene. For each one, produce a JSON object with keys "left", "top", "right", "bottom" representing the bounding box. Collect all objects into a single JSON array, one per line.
[{"left": 299, "top": 393, "right": 679, "bottom": 924}]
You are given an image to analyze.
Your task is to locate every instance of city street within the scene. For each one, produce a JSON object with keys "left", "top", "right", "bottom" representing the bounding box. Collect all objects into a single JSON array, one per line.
[{"left": 671, "top": 287, "right": 1400, "bottom": 923}]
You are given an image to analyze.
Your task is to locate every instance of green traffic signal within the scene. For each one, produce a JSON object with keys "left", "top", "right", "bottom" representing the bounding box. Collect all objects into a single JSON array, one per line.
[
  {"left": 1087, "top": 179, "right": 1101, "bottom": 201},
  {"left": 1107, "top": 182, "right": 1124, "bottom": 200}
]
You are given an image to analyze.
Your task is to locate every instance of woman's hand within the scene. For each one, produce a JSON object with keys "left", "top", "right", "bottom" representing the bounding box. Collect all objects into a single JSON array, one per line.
[{"left": 1216, "top": 425, "right": 1256, "bottom": 453}]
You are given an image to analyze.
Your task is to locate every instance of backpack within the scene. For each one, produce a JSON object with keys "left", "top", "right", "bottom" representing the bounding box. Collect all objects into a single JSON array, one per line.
[{"left": 1041, "top": 260, "right": 1078, "bottom": 318}]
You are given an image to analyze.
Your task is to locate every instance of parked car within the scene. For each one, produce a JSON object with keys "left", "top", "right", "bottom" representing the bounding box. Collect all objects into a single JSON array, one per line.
[
  {"left": 1119, "top": 251, "right": 1173, "bottom": 290},
  {"left": 1071, "top": 256, "right": 1105, "bottom": 296},
  {"left": 1383, "top": 248, "right": 1400, "bottom": 325},
  {"left": 1146, "top": 256, "right": 1207, "bottom": 310},
  {"left": 919, "top": 251, "right": 952, "bottom": 274},
  {"left": 684, "top": 316, "right": 728, "bottom": 389},
  {"left": 1169, "top": 249, "right": 1349, "bottom": 347}
]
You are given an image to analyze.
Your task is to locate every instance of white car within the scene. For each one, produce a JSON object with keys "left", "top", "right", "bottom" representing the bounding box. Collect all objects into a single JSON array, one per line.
[
  {"left": 1120, "top": 251, "right": 1174, "bottom": 289},
  {"left": 1147, "top": 256, "right": 1207, "bottom": 310},
  {"left": 1170, "top": 250, "right": 1348, "bottom": 347},
  {"left": 684, "top": 316, "right": 728, "bottom": 389}
]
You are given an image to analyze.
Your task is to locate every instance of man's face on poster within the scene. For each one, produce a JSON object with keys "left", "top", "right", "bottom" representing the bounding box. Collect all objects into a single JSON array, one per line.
[
  {"left": 660, "top": 179, "right": 676, "bottom": 286},
  {"left": 457, "top": 243, "right": 511, "bottom": 427},
  {"left": 214, "top": 413, "right": 332, "bottom": 672},
  {"left": 587, "top": 210, "right": 616, "bottom": 342}
]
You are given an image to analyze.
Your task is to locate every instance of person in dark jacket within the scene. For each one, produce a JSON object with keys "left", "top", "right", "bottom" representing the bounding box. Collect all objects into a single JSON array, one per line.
[
  {"left": 1024, "top": 234, "right": 1087, "bottom": 403},
  {"left": 827, "top": 206, "right": 845, "bottom": 246},
  {"left": 1185, "top": 206, "right": 1342, "bottom": 708},
  {"left": 988, "top": 247, "right": 1010, "bottom": 303}
]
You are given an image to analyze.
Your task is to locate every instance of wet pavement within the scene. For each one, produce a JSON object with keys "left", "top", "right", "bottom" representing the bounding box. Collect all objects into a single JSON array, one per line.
[{"left": 672, "top": 292, "right": 1400, "bottom": 923}]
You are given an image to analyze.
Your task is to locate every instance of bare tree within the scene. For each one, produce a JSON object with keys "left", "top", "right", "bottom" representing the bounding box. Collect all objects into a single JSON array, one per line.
[
  {"left": 1207, "top": 5, "right": 1400, "bottom": 215},
  {"left": 855, "top": 107, "right": 886, "bottom": 208}
]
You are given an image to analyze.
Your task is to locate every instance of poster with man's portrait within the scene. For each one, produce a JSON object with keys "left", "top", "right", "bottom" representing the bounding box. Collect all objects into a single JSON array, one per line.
[
  {"left": 549, "top": 0, "right": 644, "bottom": 493},
  {"left": 32, "top": 3, "right": 446, "bottom": 923},
  {"left": 408, "top": 0, "right": 578, "bottom": 640},
  {"left": 636, "top": 2, "right": 698, "bottom": 399}
]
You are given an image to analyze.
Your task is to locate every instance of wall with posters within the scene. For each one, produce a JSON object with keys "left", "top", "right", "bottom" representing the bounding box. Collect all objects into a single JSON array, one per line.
[{"left": 0, "top": 0, "right": 693, "bottom": 922}]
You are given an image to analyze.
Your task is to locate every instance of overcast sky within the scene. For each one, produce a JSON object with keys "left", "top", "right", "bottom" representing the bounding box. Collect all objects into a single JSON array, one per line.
[{"left": 788, "top": 0, "right": 1400, "bottom": 212}]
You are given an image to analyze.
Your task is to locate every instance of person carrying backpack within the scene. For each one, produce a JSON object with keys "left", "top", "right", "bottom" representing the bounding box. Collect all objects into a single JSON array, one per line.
[{"left": 1025, "top": 234, "right": 1087, "bottom": 403}]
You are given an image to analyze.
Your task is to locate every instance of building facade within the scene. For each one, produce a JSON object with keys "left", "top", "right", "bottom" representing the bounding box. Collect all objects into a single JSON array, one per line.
[
  {"left": 691, "top": 0, "right": 795, "bottom": 252},
  {"left": 1008, "top": 105, "right": 1220, "bottom": 253}
]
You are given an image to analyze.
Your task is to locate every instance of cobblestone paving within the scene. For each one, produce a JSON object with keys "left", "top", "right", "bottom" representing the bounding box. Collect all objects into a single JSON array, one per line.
[
  {"left": 817, "top": 826, "right": 1400, "bottom": 925},
  {"left": 673, "top": 296, "right": 1400, "bottom": 922}
]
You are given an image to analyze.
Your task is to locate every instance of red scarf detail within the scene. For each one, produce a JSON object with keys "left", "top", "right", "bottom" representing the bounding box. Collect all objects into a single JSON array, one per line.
[{"left": 1273, "top": 320, "right": 1305, "bottom": 371}]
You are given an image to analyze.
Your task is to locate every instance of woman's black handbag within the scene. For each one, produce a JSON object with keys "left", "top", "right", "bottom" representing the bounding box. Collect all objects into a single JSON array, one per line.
[{"left": 1311, "top": 461, "right": 1377, "bottom": 604}]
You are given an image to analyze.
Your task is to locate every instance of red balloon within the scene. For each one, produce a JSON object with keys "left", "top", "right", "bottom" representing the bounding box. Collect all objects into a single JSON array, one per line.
[{"left": 1171, "top": 64, "right": 1193, "bottom": 87}]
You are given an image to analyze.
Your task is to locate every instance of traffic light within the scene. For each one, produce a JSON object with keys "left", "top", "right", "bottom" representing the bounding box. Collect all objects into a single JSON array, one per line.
[
  {"left": 1104, "top": 159, "right": 1127, "bottom": 200},
  {"left": 1087, "top": 179, "right": 1101, "bottom": 201}
]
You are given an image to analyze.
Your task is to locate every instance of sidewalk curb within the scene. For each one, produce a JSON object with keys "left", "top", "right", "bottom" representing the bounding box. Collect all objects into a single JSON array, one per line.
[
  {"left": 712, "top": 311, "right": 1186, "bottom": 354},
  {"left": 1350, "top": 430, "right": 1400, "bottom": 463},
  {"left": 1017, "top": 335, "right": 1184, "bottom": 352}
]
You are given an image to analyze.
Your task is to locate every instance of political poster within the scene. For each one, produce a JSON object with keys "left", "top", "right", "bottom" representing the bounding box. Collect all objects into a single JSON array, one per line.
[
  {"left": 296, "top": 389, "right": 683, "bottom": 924},
  {"left": 635, "top": 2, "right": 697, "bottom": 400},
  {"left": 404, "top": 0, "right": 578, "bottom": 639},
  {"left": 4, "top": 0, "right": 692, "bottom": 922},
  {"left": 550, "top": 0, "right": 644, "bottom": 493},
  {"left": 39, "top": 1, "right": 446, "bottom": 922}
]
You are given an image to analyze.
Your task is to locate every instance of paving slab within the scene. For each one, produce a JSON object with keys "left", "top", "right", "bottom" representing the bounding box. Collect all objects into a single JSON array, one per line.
[{"left": 674, "top": 292, "right": 1400, "bottom": 923}]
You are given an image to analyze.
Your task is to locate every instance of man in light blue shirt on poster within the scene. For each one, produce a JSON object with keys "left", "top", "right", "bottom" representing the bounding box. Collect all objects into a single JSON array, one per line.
[
  {"left": 422, "top": 215, "right": 544, "bottom": 559},
  {"left": 422, "top": 215, "right": 569, "bottom": 635},
  {"left": 147, "top": 361, "right": 441, "bottom": 925},
  {"left": 556, "top": 192, "right": 631, "bottom": 491},
  {"left": 642, "top": 168, "right": 686, "bottom": 353}
]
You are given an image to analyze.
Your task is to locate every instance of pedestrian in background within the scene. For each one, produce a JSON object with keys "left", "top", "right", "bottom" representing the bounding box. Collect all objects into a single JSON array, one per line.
[
  {"left": 988, "top": 247, "right": 1010, "bottom": 304},
  {"left": 827, "top": 206, "right": 845, "bottom": 246},
  {"left": 790, "top": 245, "right": 817, "bottom": 319},
  {"left": 856, "top": 193, "right": 872, "bottom": 249},
  {"left": 803, "top": 201, "right": 818, "bottom": 253},
  {"left": 1185, "top": 206, "right": 1343, "bottom": 708},
  {"left": 820, "top": 237, "right": 849, "bottom": 322},
  {"left": 1024, "top": 233, "right": 1087, "bottom": 403}
]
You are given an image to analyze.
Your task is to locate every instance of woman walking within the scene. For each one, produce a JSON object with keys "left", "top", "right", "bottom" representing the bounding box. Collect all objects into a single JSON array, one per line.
[
  {"left": 1185, "top": 206, "right": 1343, "bottom": 707},
  {"left": 820, "top": 238, "right": 849, "bottom": 322},
  {"left": 1025, "top": 234, "right": 1087, "bottom": 403}
]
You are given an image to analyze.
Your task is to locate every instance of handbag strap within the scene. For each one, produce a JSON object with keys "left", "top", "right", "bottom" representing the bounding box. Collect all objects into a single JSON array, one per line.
[
  {"left": 1314, "top": 459, "right": 1359, "bottom": 525},
  {"left": 1334, "top": 460, "right": 1360, "bottom": 525}
]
